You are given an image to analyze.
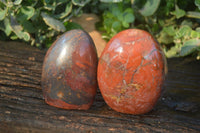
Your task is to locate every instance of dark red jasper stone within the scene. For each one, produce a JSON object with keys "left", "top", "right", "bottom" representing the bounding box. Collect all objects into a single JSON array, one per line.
[
  {"left": 41, "top": 29, "right": 98, "bottom": 110},
  {"left": 98, "top": 29, "right": 167, "bottom": 114}
]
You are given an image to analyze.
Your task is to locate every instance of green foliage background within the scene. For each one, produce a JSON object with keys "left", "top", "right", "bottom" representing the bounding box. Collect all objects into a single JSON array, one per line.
[
  {"left": 0, "top": 0, "right": 86, "bottom": 48},
  {"left": 0, "top": 0, "right": 200, "bottom": 59},
  {"left": 99, "top": 0, "right": 200, "bottom": 60}
]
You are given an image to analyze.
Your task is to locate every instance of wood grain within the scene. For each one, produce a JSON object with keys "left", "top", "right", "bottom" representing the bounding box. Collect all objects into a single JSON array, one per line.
[{"left": 0, "top": 41, "right": 199, "bottom": 133}]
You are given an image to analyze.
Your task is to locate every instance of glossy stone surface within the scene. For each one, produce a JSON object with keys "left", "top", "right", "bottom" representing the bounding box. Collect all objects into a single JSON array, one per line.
[
  {"left": 41, "top": 29, "right": 98, "bottom": 110},
  {"left": 98, "top": 29, "right": 167, "bottom": 114}
]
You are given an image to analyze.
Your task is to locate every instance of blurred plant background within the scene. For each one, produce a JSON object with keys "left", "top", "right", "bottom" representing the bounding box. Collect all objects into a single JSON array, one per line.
[
  {"left": 0, "top": 0, "right": 86, "bottom": 48},
  {"left": 0, "top": 0, "right": 200, "bottom": 59},
  {"left": 97, "top": 0, "right": 200, "bottom": 60}
]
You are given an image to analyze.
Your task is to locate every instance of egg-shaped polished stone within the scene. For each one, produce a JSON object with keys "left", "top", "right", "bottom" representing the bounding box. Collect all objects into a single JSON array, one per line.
[
  {"left": 41, "top": 29, "right": 98, "bottom": 110},
  {"left": 98, "top": 29, "right": 167, "bottom": 114}
]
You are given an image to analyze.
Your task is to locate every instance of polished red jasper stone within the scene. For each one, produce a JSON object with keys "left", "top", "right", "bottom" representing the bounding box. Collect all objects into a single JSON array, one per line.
[
  {"left": 98, "top": 29, "right": 167, "bottom": 114},
  {"left": 41, "top": 29, "right": 98, "bottom": 110}
]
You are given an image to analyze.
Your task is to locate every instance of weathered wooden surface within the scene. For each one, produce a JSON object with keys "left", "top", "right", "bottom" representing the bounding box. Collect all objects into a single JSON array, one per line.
[{"left": 0, "top": 41, "right": 199, "bottom": 133}]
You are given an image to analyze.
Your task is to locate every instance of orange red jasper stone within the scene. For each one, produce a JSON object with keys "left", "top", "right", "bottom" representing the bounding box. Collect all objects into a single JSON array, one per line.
[
  {"left": 41, "top": 29, "right": 98, "bottom": 110},
  {"left": 98, "top": 29, "right": 167, "bottom": 114}
]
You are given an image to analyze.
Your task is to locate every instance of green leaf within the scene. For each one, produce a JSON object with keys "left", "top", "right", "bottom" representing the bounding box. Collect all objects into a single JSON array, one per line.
[
  {"left": 118, "top": 13, "right": 123, "bottom": 22},
  {"left": 157, "top": 31, "right": 174, "bottom": 44},
  {"left": 0, "top": 18, "right": 11, "bottom": 36},
  {"left": 111, "top": 6, "right": 122, "bottom": 17},
  {"left": 186, "top": 11, "right": 200, "bottom": 19},
  {"left": 17, "top": 6, "right": 35, "bottom": 21},
  {"left": 171, "top": 5, "right": 186, "bottom": 19},
  {"left": 103, "top": 18, "right": 113, "bottom": 31},
  {"left": 124, "top": 8, "right": 134, "bottom": 14},
  {"left": 158, "top": 19, "right": 165, "bottom": 26},
  {"left": 64, "top": 22, "right": 83, "bottom": 31},
  {"left": 10, "top": 16, "right": 23, "bottom": 32},
  {"left": 22, "top": 21, "right": 36, "bottom": 33},
  {"left": 12, "top": 28, "right": 30, "bottom": 41},
  {"left": 152, "top": 23, "right": 159, "bottom": 33},
  {"left": 31, "top": 9, "right": 40, "bottom": 21},
  {"left": 10, "top": 16, "right": 30, "bottom": 41},
  {"left": 196, "top": 27, "right": 200, "bottom": 32},
  {"left": 180, "top": 39, "right": 200, "bottom": 56},
  {"left": 174, "top": 25, "right": 192, "bottom": 39},
  {"left": 7, "top": 1, "right": 13, "bottom": 8},
  {"left": 163, "top": 26, "right": 176, "bottom": 36},
  {"left": 44, "top": 4, "right": 56, "bottom": 11},
  {"left": 56, "top": 2, "right": 72, "bottom": 19},
  {"left": 10, "top": 35, "right": 18, "bottom": 40},
  {"left": 190, "top": 30, "right": 200, "bottom": 38},
  {"left": 181, "top": 20, "right": 193, "bottom": 27},
  {"left": 0, "top": 8, "right": 7, "bottom": 20},
  {"left": 56, "top": 0, "right": 67, "bottom": 5},
  {"left": 139, "top": 0, "right": 161, "bottom": 16},
  {"left": 195, "top": 0, "right": 200, "bottom": 10},
  {"left": 122, "top": 21, "right": 129, "bottom": 28},
  {"left": 45, "top": 30, "right": 57, "bottom": 38},
  {"left": 100, "top": 0, "right": 122, "bottom": 3},
  {"left": 175, "top": 25, "right": 192, "bottom": 39},
  {"left": 72, "top": 0, "right": 90, "bottom": 7},
  {"left": 104, "top": 12, "right": 114, "bottom": 19},
  {"left": 123, "top": 13, "right": 135, "bottom": 23},
  {"left": 0, "top": 0, "right": 6, "bottom": 5},
  {"left": 112, "top": 21, "right": 121, "bottom": 32},
  {"left": 23, "top": 32, "right": 30, "bottom": 41},
  {"left": 13, "top": 0, "right": 22, "bottom": 5},
  {"left": 4, "top": 18, "right": 12, "bottom": 36},
  {"left": 41, "top": 12, "right": 66, "bottom": 32},
  {"left": 165, "top": 46, "right": 181, "bottom": 58}
]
